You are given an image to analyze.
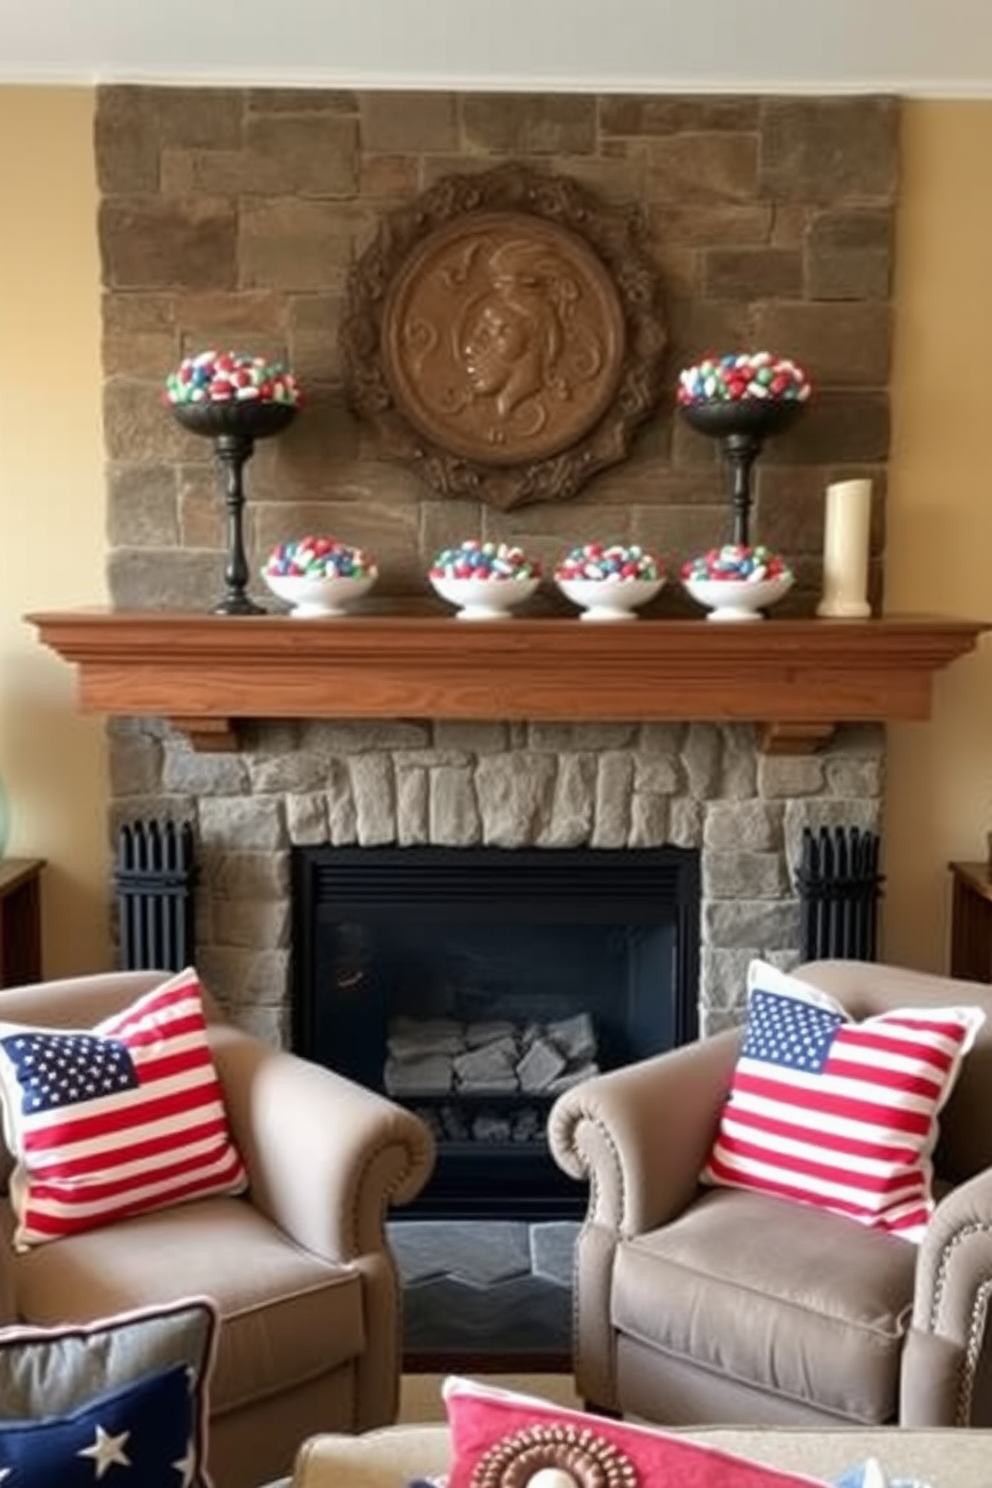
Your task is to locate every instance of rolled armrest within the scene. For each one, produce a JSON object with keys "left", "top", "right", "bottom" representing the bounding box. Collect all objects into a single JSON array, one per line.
[
  {"left": 209, "top": 1024, "right": 436, "bottom": 1262},
  {"left": 293, "top": 1425, "right": 452, "bottom": 1488},
  {"left": 915, "top": 1169, "right": 992, "bottom": 1338},
  {"left": 547, "top": 1030, "right": 740, "bottom": 1236},
  {"left": 905, "top": 1169, "right": 992, "bottom": 1423}
]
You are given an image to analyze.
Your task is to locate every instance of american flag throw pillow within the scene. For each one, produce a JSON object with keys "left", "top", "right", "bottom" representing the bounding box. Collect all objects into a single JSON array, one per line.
[
  {"left": 700, "top": 961, "right": 985, "bottom": 1241},
  {"left": 0, "top": 968, "right": 247, "bottom": 1249}
]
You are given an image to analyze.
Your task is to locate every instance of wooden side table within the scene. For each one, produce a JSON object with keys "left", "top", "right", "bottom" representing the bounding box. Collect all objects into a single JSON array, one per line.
[
  {"left": 948, "top": 861, "right": 992, "bottom": 983},
  {"left": 0, "top": 857, "right": 44, "bottom": 988}
]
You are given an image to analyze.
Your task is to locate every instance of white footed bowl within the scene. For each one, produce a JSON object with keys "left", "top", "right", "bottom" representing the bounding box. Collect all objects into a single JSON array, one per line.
[
  {"left": 262, "top": 572, "right": 377, "bottom": 618},
  {"left": 683, "top": 572, "right": 793, "bottom": 622},
  {"left": 555, "top": 576, "right": 665, "bottom": 622},
  {"left": 429, "top": 574, "right": 541, "bottom": 620}
]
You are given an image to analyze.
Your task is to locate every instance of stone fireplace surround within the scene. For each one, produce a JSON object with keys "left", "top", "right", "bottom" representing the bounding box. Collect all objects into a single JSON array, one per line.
[
  {"left": 107, "top": 712, "right": 884, "bottom": 1047},
  {"left": 88, "top": 83, "right": 903, "bottom": 1047}
]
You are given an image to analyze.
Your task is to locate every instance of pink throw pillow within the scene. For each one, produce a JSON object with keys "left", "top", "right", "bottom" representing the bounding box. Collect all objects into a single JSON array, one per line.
[{"left": 443, "top": 1376, "right": 828, "bottom": 1488}]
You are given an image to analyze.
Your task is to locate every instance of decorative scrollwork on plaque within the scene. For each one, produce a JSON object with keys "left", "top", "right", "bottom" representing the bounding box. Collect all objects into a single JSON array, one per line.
[{"left": 340, "top": 164, "right": 668, "bottom": 511}]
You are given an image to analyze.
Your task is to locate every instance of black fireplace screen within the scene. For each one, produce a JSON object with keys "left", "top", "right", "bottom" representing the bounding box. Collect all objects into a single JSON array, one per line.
[{"left": 292, "top": 845, "right": 700, "bottom": 1219}]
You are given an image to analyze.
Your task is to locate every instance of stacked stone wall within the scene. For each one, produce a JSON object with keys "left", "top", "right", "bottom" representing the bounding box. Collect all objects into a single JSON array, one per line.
[
  {"left": 97, "top": 86, "right": 895, "bottom": 1043},
  {"left": 97, "top": 86, "right": 897, "bottom": 611},
  {"left": 110, "top": 716, "right": 883, "bottom": 1043}
]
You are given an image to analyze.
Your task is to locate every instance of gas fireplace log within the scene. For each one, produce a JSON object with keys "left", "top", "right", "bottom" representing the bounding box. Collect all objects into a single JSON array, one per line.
[
  {"left": 383, "top": 1053, "right": 453, "bottom": 1097},
  {"left": 453, "top": 1036, "right": 518, "bottom": 1088},
  {"left": 465, "top": 1019, "right": 517, "bottom": 1047},
  {"left": 387, "top": 1016, "right": 463, "bottom": 1058},
  {"left": 546, "top": 1011, "right": 596, "bottom": 1062},
  {"left": 548, "top": 1060, "right": 601, "bottom": 1094},
  {"left": 384, "top": 1013, "right": 601, "bottom": 1102},
  {"left": 517, "top": 1037, "right": 568, "bottom": 1092}
]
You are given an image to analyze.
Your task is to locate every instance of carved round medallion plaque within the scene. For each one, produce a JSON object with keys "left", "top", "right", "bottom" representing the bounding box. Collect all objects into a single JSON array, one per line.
[
  {"left": 340, "top": 164, "right": 667, "bottom": 510},
  {"left": 381, "top": 212, "right": 626, "bottom": 467}
]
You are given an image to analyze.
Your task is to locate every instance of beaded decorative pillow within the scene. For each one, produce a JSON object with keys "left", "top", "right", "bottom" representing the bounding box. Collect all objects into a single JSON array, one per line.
[{"left": 442, "top": 1377, "right": 825, "bottom": 1488}]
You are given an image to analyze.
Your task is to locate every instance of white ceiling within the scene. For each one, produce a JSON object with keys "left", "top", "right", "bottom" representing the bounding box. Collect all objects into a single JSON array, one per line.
[{"left": 5, "top": 0, "right": 992, "bottom": 94}]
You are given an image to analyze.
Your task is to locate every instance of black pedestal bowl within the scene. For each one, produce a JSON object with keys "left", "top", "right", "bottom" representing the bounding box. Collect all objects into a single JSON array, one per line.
[{"left": 169, "top": 398, "right": 299, "bottom": 615}]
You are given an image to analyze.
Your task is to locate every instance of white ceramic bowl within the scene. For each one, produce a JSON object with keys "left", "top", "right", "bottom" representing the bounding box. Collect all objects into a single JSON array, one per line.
[
  {"left": 262, "top": 571, "right": 377, "bottom": 618},
  {"left": 555, "top": 576, "right": 665, "bottom": 622},
  {"left": 429, "top": 574, "right": 541, "bottom": 621},
  {"left": 683, "top": 572, "right": 793, "bottom": 622}
]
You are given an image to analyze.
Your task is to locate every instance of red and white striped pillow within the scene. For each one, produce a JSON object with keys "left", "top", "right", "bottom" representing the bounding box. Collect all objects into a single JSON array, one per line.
[
  {"left": 0, "top": 968, "right": 247, "bottom": 1249},
  {"left": 700, "top": 961, "right": 985, "bottom": 1241}
]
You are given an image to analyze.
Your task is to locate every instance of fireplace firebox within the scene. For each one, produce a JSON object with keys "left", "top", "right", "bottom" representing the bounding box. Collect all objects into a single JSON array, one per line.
[{"left": 291, "top": 845, "right": 700, "bottom": 1219}]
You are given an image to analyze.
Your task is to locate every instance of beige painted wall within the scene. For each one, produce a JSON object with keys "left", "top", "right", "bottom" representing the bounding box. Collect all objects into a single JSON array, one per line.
[
  {"left": 1, "top": 86, "right": 991, "bottom": 980},
  {"left": 0, "top": 87, "right": 111, "bottom": 976},
  {"left": 884, "top": 100, "right": 992, "bottom": 971}
]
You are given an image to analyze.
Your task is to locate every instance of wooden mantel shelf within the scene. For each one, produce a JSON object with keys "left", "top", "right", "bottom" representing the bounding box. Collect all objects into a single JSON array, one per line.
[{"left": 27, "top": 608, "right": 988, "bottom": 754}]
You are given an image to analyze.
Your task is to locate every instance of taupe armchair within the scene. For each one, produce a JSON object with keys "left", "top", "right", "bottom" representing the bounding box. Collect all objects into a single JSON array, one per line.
[
  {"left": 548, "top": 959, "right": 992, "bottom": 1429},
  {"left": 0, "top": 970, "right": 436, "bottom": 1488}
]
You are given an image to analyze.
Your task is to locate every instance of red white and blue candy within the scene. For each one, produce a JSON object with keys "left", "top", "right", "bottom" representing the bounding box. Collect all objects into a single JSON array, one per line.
[
  {"left": 556, "top": 538, "right": 663, "bottom": 577},
  {"left": 677, "top": 351, "right": 811, "bottom": 406},
  {"left": 263, "top": 535, "right": 377, "bottom": 581},
  {"left": 430, "top": 540, "right": 542, "bottom": 581},
  {"left": 554, "top": 542, "right": 663, "bottom": 582},
  {"left": 681, "top": 543, "right": 792, "bottom": 584},
  {"left": 165, "top": 349, "right": 303, "bottom": 407}
]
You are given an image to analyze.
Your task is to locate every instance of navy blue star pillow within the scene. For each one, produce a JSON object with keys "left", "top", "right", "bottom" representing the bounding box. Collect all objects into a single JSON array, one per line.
[{"left": 0, "top": 1298, "right": 217, "bottom": 1487}]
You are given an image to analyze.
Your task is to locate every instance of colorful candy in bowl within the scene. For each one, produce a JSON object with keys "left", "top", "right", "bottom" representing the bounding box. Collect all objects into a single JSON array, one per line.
[
  {"left": 261, "top": 535, "right": 378, "bottom": 617},
  {"left": 164, "top": 348, "right": 304, "bottom": 410},
  {"left": 428, "top": 540, "right": 542, "bottom": 620},
  {"left": 681, "top": 543, "right": 793, "bottom": 622},
  {"left": 554, "top": 542, "right": 665, "bottom": 622},
  {"left": 676, "top": 351, "right": 811, "bottom": 439}
]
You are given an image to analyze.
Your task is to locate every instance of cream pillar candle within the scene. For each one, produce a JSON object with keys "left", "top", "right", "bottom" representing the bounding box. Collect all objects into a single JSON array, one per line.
[{"left": 816, "top": 478, "right": 872, "bottom": 619}]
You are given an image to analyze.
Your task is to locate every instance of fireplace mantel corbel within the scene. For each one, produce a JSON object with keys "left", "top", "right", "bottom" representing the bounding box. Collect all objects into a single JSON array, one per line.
[{"left": 26, "top": 608, "right": 988, "bottom": 755}]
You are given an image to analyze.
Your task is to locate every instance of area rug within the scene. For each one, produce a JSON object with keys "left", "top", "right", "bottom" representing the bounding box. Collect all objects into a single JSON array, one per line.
[{"left": 388, "top": 1219, "right": 577, "bottom": 1371}]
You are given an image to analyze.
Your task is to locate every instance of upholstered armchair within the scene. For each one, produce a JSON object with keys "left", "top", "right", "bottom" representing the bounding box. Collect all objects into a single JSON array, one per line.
[
  {"left": 0, "top": 969, "right": 436, "bottom": 1488},
  {"left": 548, "top": 959, "right": 992, "bottom": 1430}
]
